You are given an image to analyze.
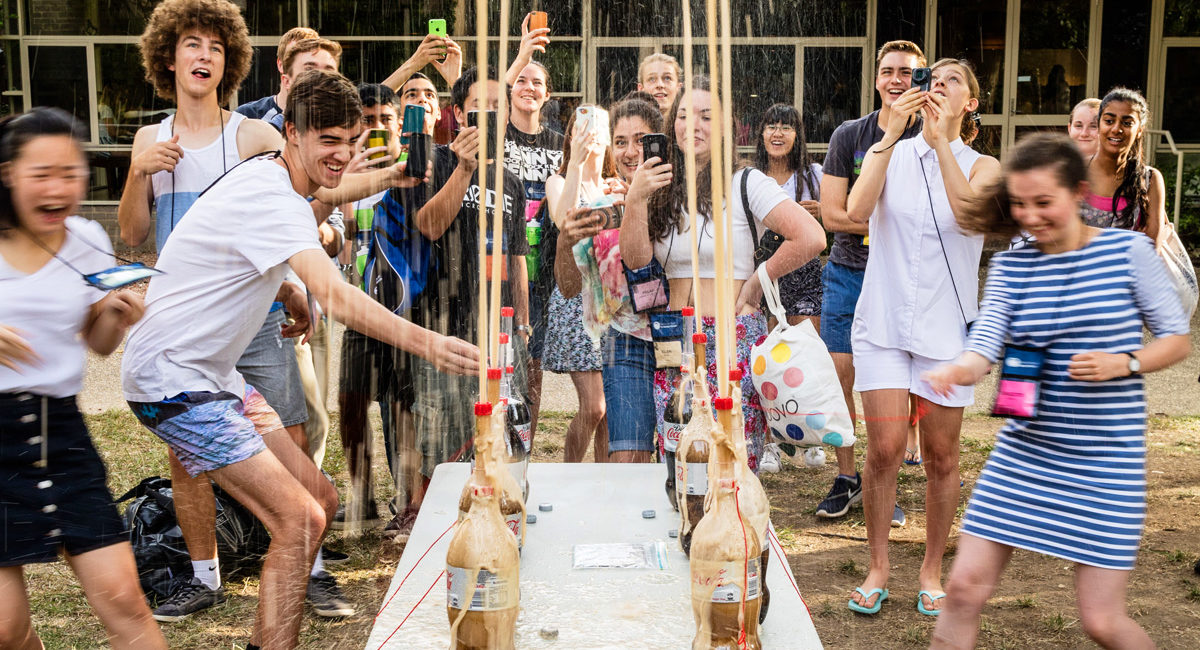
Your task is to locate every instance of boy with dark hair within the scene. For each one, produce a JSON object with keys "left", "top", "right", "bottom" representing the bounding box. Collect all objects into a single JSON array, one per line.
[
  {"left": 816, "top": 40, "right": 927, "bottom": 523},
  {"left": 236, "top": 36, "right": 342, "bottom": 130},
  {"left": 123, "top": 69, "right": 478, "bottom": 650},
  {"left": 408, "top": 66, "right": 529, "bottom": 501}
]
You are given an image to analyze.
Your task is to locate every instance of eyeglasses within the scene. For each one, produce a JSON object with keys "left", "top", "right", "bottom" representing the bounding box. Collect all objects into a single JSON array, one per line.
[{"left": 764, "top": 124, "right": 796, "bottom": 135}]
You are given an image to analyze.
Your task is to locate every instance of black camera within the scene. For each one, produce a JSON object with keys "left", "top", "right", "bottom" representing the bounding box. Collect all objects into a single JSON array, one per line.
[{"left": 911, "top": 67, "right": 932, "bottom": 92}]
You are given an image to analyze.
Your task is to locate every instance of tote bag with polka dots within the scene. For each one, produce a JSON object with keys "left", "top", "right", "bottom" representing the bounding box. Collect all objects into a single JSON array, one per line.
[{"left": 750, "top": 265, "right": 855, "bottom": 448}]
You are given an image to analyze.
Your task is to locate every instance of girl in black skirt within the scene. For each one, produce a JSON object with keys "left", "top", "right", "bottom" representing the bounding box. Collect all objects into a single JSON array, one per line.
[{"left": 0, "top": 108, "right": 165, "bottom": 649}]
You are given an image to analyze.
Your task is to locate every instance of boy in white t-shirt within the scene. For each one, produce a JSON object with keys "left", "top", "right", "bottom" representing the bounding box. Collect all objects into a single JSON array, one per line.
[{"left": 122, "top": 69, "right": 478, "bottom": 650}]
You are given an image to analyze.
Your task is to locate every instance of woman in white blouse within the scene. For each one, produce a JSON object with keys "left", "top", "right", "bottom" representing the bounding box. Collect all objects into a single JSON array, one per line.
[{"left": 844, "top": 58, "right": 1000, "bottom": 616}]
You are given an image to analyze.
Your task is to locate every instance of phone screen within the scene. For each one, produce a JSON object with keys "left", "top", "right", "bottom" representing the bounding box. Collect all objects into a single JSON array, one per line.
[{"left": 83, "top": 263, "right": 164, "bottom": 290}]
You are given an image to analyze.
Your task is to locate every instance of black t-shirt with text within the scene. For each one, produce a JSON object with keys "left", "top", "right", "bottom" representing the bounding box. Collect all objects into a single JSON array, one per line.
[
  {"left": 823, "top": 109, "right": 922, "bottom": 269},
  {"left": 415, "top": 145, "right": 528, "bottom": 341}
]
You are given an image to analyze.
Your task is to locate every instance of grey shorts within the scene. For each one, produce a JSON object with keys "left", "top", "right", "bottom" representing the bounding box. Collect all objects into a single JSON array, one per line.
[{"left": 235, "top": 309, "right": 307, "bottom": 427}]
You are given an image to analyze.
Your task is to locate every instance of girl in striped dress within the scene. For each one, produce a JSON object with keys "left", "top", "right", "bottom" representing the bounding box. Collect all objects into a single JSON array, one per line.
[{"left": 925, "top": 133, "right": 1190, "bottom": 649}]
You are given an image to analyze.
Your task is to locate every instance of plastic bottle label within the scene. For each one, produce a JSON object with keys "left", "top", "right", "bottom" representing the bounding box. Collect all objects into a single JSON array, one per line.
[
  {"left": 693, "top": 557, "right": 761, "bottom": 603},
  {"left": 446, "top": 565, "right": 517, "bottom": 611},
  {"left": 515, "top": 423, "right": 532, "bottom": 452},
  {"left": 662, "top": 421, "right": 686, "bottom": 452},
  {"left": 684, "top": 462, "right": 708, "bottom": 495},
  {"left": 505, "top": 511, "right": 523, "bottom": 539}
]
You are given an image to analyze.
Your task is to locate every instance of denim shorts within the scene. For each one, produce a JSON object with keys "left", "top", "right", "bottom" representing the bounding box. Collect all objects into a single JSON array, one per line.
[
  {"left": 600, "top": 329, "right": 657, "bottom": 453},
  {"left": 129, "top": 385, "right": 281, "bottom": 477},
  {"left": 235, "top": 309, "right": 307, "bottom": 427},
  {"left": 819, "top": 259, "right": 866, "bottom": 355}
]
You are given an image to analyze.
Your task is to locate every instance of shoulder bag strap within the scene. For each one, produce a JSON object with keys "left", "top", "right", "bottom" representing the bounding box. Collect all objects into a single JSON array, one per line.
[{"left": 741, "top": 168, "right": 758, "bottom": 244}]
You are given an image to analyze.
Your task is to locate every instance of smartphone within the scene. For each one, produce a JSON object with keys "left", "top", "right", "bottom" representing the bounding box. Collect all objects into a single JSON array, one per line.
[
  {"left": 467, "top": 109, "right": 499, "bottom": 160},
  {"left": 641, "top": 133, "right": 669, "bottom": 163},
  {"left": 402, "top": 104, "right": 426, "bottom": 135},
  {"left": 586, "top": 195, "right": 622, "bottom": 230},
  {"left": 574, "top": 105, "right": 611, "bottom": 147},
  {"left": 529, "top": 11, "right": 548, "bottom": 32},
  {"left": 83, "top": 263, "right": 164, "bottom": 290},
  {"left": 428, "top": 19, "right": 447, "bottom": 37},
  {"left": 366, "top": 128, "right": 390, "bottom": 161},
  {"left": 911, "top": 67, "right": 932, "bottom": 92}
]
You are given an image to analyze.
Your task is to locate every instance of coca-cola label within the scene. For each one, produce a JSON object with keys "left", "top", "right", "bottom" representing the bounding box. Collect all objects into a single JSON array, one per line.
[
  {"left": 515, "top": 423, "right": 532, "bottom": 452},
  {"left": 505, "top": 511, "right": 523, "bottom": 540},
  {"left": 684, "top": 462, "right": 708, "bottom": 495},
  {"left": 662, "top": 422, "right": 685, "bottom": 452},
  {"left": 446, "top": 565, "right": 517, "bottom": 611},
  {"left": 693, "top": 557, "right": 762, "bottom": 603}
]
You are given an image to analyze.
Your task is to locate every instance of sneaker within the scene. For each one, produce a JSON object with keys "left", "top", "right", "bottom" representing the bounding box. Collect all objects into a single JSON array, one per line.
[
  {"left": 331, "top": 499, "right": 382, "bottom": 531},
  {"left": 383, "top": 508, "right": 419, "bottom": 544},
  {"left": 891, "top": 504, "right": 906, "bottom": 528},
  {"left": 321, "top": 546, "right": 350, "bottom": 566},
  {"left": 307, "top": 571, "right": 355, "bottom": 617},
  {"left": 152, "top": 578, "right": 226, "bottom": 622},
  {"left": 815, "top": 473, "right": 863, "bottom": 518},
  {"left": 759, "top": 443, "right": 782, "bottom": 473}
]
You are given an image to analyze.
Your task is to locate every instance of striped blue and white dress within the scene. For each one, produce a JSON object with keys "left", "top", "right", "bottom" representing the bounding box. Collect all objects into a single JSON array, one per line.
[{"left": 961, "top": 229, "right": 1189, "bottom": 570}]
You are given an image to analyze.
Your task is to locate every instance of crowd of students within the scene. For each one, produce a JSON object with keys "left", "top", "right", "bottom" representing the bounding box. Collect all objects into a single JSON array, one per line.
[{"left": 0, "top": 0, "right": 1191, "bottom": 648}]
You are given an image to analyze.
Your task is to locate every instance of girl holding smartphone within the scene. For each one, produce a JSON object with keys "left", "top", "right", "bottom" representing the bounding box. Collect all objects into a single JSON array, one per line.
[
  {"left": 0, "top": 108, "right": 165, "bottom": 649},
  {"left": 620, "top": 77, "right": 826, "bottom": 471},
  {"left": 845, "top": 58, "right": 1000, "bottom": 616}
]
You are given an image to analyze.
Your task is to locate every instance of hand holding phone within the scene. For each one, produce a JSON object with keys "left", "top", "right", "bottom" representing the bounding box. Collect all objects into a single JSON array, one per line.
[
  {"left": 529, "top": 11, "right": 548, "bottom": 32},
  {"left": 428, "top": 18, "right": 447, "bottom": 37},
  {"left": 641, "top": 133, "right": 669, "bottom": 164},
  {"left": 574, "top": 105, "right": 611, "bottom": 147}
]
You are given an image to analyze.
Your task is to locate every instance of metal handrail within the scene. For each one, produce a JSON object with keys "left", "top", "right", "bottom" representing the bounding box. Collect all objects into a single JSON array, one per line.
[{"left": 1147, "top": 129, "right": 1184, "bottom": 230}]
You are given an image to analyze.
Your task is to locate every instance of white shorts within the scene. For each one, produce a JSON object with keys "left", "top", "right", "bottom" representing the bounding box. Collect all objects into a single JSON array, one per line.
[{"left": 852, "top": 339, "right": 974, "bottom": 408}]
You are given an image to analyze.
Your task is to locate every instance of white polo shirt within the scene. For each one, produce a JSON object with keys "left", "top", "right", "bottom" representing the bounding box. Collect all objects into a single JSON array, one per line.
[{"left": 852, "top": 135, "right": 985, "bottom": 360}]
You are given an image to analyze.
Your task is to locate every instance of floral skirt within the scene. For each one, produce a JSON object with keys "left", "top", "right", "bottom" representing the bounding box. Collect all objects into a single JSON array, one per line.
[
  {"left": 653, "top": 312, "right": 768, "bottom": 471},
  {"left": 543, "top": 287, "right": 603, "bottom": 373}
]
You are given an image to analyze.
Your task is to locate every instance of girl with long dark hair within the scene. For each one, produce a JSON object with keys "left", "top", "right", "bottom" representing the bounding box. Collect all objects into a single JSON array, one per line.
[{"left": 0, "top": 107, "right": 166, "bottom": 649}]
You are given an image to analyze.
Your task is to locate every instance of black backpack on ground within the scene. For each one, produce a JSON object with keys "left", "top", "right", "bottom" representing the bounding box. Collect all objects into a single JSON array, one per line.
[{"left": 117, "top": 477, "right": 271, "bottom": 606}]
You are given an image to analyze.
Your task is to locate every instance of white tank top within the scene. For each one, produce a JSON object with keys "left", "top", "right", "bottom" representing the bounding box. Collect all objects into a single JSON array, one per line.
[{"left": 150, "top": 112, "right": 245, "bottom": 252}]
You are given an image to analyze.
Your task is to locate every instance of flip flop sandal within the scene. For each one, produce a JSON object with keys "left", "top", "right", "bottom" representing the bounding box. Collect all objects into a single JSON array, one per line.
[
  {"left": 917, "top": 590, "right": 946, "bottom": 616},
  {"left": 904, "top": 447, "right": 923, "bottom": 465},
  {"left": 847, "top": 587, "right": 889, "bottom": 615}
]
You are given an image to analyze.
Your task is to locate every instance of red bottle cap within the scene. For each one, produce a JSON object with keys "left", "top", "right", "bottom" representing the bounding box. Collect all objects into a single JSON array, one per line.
[
  {"left": 501, "top": 307, "right": 515, "bottom": 317},
  {"left": 692, "top": 333, "right": 708, "bottom": 344},
  {"left": 681, "top": 306, "right": 694, "bottom": 317},
  {"left": 713, "top": 397, "right": 734, "bottom": 410},
  {"left": 506, "top": 365, "right": 514, "bottom": 374},
  {"left": 474, "top": 402, "right": 493, "bottom": 416},
  {"left": 499, "top": 333, "right": 509, "bottom": 344},
  {"left": 729, "top": 369, "right": 743, "bottom": 381},
  {"left": 487, "top": 368, "right": 503, "bottom": 380}
]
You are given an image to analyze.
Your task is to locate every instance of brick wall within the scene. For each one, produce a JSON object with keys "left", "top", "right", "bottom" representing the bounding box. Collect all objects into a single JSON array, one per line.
[{"left": 27, "top": 0, "right": 85, "bottom": 35}]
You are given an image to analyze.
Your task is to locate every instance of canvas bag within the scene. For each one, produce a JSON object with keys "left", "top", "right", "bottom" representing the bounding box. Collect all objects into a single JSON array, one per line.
[
  {"left": 1157, "top": 223, "right": 1198, "bottom": 320},
  {"left": 749, "top": 264, "right": 855, "bottom": 448}
]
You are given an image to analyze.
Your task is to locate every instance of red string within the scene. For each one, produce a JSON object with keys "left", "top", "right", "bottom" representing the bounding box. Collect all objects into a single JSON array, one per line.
[
  {"left": 733, "top": 482, "right": 749, "bottom": 650},
  {"left": 375, "top": 569, "right": 446, "bottom": 650},
  {"left": 767, "top": 526, "right": 811, "bottom": 619},
  {"left": 374, "top": 520, "right": 457, "bottom": 621}
]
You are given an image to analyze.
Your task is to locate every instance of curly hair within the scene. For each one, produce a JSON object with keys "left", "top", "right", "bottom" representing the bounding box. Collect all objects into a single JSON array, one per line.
[{"left": 139, "top": 0, "right": 252, "bottom": 106}]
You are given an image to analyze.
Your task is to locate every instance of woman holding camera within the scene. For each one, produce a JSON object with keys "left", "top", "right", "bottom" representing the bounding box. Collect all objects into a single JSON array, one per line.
[
  {"left": 620, "top": 77, "right": 826, "bottom": 471},
  {"left": 543, "top": 105, "right": 618, "bottom": 462},
  {"left": 845, "top": 58, "right": 1000, "bottom": 616}
]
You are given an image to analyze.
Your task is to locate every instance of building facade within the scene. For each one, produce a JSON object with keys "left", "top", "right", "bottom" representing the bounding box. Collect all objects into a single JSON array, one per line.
[{"left": 3, "top": 0, "right": 1197, "bottom": 235}]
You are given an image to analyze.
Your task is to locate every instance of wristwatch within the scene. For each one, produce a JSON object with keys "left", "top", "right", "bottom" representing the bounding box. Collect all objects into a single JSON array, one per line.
[
  {"left": 1125, "top": 352, "right": 1141, "bottom": 376},
  {"left": 515, "top": 324, "right": 533, "bottom": 337}
]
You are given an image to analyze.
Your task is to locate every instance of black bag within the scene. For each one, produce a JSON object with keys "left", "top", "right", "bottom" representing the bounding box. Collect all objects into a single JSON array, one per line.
[
  {"left": 118, "top": 477, "right": 270, "bottom": 606},
  {"left": 741, "top": 168, "right": 785, "bottom": 265}
]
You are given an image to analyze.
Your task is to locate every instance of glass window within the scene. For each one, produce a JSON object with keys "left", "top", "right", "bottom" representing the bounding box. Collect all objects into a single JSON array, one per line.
[
  {"left": 876, "top": 0, "right": 925, "bottom": 51},
  {"left": 29, "top": 46, "right": 90, "bottom": 141},
  {"left": 26, "top": 0, "right": 82, "bottom": 35},
  {"left": 1013, "top": 124, "right": 1067, "bottom": 144},
  {"left": 237, "top": 46, "right": 279, "bottom": 110},
  {"left": 1165, "top": 0, "right": 1200, "bottom": 37},
  {"left": 0, "top": 40, "right": 20, "bottom": 119},
  {"left": 595, "top": 46, "right": 646, "bottom": 107},
  {"left": 339, "top": 41, "right": 415, "bottom": 88},
  {"left": 1, "top": 2, "right": 15, "bottom": 35},
  {"left": 1162, "top": 47, "right": 1200, "bottom": 144},
  {"left": 804, "top": 47, "right": 861, "bottom": 145},
  {"left": 95, "top": 45, "right": 172, "bottom": 146},
  {"left": 972, "top": 125, "right": 1002, "bottom": 158},
  {"left": 937, "top": 0, "right": 1005, "bottom": 115},
  {"left": 1099, "top": 1, "right": 1150, "bottom": 96},
  {"left": 593, "top": 0, "right": 864, "bottom": 38},
  {"left": 243, "top": 0, "right": 300, "bottom": 37},
  {"left": 1015, "top": 0, "right": 1089, "bottom": 115},
  {"left": 312, "top": 0, "right": 459, "bottom": 37},
  {"left": 728, "top": 46, "right": 795, "bottom": 147},
  {"left": 464, "top": 0, "right": 582, "bottom": 37},
  {"left": 87, "top": 149, "right": 130, "bottom": 201}
]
